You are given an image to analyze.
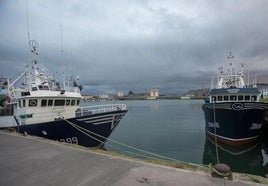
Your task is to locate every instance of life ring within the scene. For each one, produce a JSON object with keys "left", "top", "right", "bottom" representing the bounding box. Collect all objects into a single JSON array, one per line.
[
  {"left": 29, "top": 99, "right": 37, "bottom": 106},
  {"left": 5, "top": 96, "right": 10, "bottom": 103}
]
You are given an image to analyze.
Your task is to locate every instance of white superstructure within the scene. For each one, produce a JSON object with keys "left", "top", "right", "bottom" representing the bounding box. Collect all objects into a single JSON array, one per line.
[{"left": 1, "top": 40, "right": 81, "bottom": 125}]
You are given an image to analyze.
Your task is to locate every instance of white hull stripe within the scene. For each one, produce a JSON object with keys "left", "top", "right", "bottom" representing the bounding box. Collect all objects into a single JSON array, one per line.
[
  {"left": 77, "top": 113, "right": 125, "bottom": 126},
  {"left": 84, "top": 117, "right": 113, "bottom": 124},
  {"left": 206, "top": 130, "right": 259, "bottom": 142},
  {"left": 89, "top": 120, "right": 113, "bottom": 125},
  {"left": 204, "top": 103, "right": 268, "bottom": 110},
  {"left": 76, "top": 113, "right": 124, "bottom": 122}
]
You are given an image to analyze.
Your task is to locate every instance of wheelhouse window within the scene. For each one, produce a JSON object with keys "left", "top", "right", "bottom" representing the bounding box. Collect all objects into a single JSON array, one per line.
[
  {"left": 71, "top": 100, "right": 75, "bottom": 106},
  {"left": 230, "top": 95, "right": 237, "bottom": 101},
  {"left": 211, "top": 96, "right": 216, "bottom": 102},
  {"left": 252, "top": 95, "right": 257, "bottom": 101},
  {"left": 29, "top": 99, "right": 38, "bottom": 107},
  {"left": 238, "top": 95, "right": 243, "bottom": 101},
  {"left": 66, "top": 100, "right": 70, "bottom": 106},
  {"left": 76, "top": 100, "right": 80, "bottom": 105},
  {"left": 54, "top": 100, "right": 65, "bottom": 106},
  {"left": 38, "top": 85, "right": 49, "bottom": 90},
  {"left": 48, "top": 100, "right": 53, "bottom": 106},
  {"left": 41, "top": 99, "right": 47, "bottom": 107},
  {"left": 217, "top": 96, "right": 222, "bottom": 101},
  {"left": 32, "top": 87, "right": 38, "bottom": 91},
  {"left": 245, "top": 95, "right": 250, "bottom": 101},
  {"left": 224, "top": 95, "right": 229, "bottom": 101}
]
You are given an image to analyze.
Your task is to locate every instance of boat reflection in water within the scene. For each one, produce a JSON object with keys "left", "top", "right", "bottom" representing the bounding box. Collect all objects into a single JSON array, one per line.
[{"left": 202, "top": 135, "right": 268, "bottom": 177}]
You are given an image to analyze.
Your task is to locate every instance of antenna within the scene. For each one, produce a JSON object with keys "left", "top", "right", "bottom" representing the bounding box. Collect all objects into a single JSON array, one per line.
[
  {"left": 210, "top": 76, "right": 214, "bottom": 90},
  {"left": 59, "top": 5, "right": 63, "bottom": 54},
  {"left": 29, "top": 40, "right": 39, "bottom": 80},
  {"left": 25, "top": 0, "right": 31, "bottom": 45},
  {"left": 59, "top": 4, "right": 66, "bottom": 89},
  {"left": 227, "top": 51, "right": 234, "bottom": 59},
  {"left": 29, "top": 40, "right": 39, "bottom": 55}
]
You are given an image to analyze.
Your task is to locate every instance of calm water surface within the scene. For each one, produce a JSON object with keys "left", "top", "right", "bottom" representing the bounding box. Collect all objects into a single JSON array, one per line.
[{"left": 85, "top": 99, "right": 268, "bottom": 177}]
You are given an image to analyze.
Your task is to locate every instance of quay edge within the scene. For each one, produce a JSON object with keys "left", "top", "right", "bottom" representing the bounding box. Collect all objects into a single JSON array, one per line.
[{"left": 0, "top": 131, "right": 267, "bottom": 186}]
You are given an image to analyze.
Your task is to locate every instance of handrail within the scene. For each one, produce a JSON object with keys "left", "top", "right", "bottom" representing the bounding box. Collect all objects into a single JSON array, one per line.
[{"left": 76, "top": 104, "right": 127, "bottom": 116}]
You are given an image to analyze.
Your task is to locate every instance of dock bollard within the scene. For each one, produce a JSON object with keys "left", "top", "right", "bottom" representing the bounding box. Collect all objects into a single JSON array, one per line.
[{"left": 209, "top": 163, "right": 233, "bottom": 180}]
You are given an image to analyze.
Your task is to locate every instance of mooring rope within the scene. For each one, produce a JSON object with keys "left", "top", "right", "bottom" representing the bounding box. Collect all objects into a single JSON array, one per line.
[
  {"left": 213, "top": 101, "right": 220, "bottom": 164},
  {"left": 63, "top": 118, "right": 209, "bottom": 171}
]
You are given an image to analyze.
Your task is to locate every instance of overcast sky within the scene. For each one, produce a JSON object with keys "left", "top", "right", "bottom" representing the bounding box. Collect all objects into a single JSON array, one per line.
[{"left": 1, "top": 0, "right": 268, "bottom": 95}]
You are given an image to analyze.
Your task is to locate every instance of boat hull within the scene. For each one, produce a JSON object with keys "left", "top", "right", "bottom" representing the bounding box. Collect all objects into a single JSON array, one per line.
[
  {"left": 202, "top": 102, "right": 268, "bottom": 146},
  {"left": 202, "top": 135, "right": 265, "bottom": 176},
  {"left": 1, "top": 110, "right": 127, "bottom": 148}
]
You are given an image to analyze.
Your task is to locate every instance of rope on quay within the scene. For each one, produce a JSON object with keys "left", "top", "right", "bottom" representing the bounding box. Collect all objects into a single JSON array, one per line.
[
  {"left": 63, "top": 119, "right": 209, "bottom": 171},
  {"left": 209, "top": 101, "right": 233, "bottom": 180}
]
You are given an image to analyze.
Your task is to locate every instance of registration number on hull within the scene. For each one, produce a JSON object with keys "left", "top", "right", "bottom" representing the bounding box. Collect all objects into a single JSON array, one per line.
[
  {"left": 250, "top": 123, "right": 262, "bottom": 130},
  {"left": 59, "top": 137, "right": 78, "bottom": 144}
]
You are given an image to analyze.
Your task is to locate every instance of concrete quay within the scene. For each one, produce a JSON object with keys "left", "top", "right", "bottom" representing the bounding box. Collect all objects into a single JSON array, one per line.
[{"left": 0, "top": 131, "right": 266, "bottom": 186}]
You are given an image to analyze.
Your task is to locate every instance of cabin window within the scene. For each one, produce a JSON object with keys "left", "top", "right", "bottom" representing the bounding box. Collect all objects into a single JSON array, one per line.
[
  {"left": 48, "top": 100, "right": 53, "bottom": 106},
  {"left": 29, "top": 99, "right": 38, "bottom": 107},
  {"left": 71, "top": 100, "right": 75, "bottom": 106},
  {"left": 54, "top": 100, "right": 65, "bottom": 106},
  {"left": 21, "top": 91, "right": 30, "bottom": 96},
  {"left": 38, "top": 85, "right": 49, "bottom": 90},
  {"left": 76, "top": 100, "right": 80, "bottom": 105},
  {"left": 41, "top": 99, "right": 47, "bottom": 107},
  {"left": 245, "top": 95, "right": 250, "bottom": 101},
  {"left": 19, "top": 100, "right": 22, "bottom": 107},
  {"left": 230, "top": 95, "right": 237, "bottom": 101},
  {"left": 238, "top": 95, "right": 243, "bottom": 101},
  {"left": 66, "top": 100, "right": 70, "bottom": 106},
  {"left": 217, "top": 96, "right": 222, "bottom": 101},
  {"left": 224, "top": 95, "right": 229, "bottom": 101},
  {"left": 23, "top": 99, "right": 26, "bottom": 107},
  {"left": 252, "top": 96, "right": 257, "bottom": 101},
  {"left": 32, "top": 87, "right": 38, "bottom": 91}
]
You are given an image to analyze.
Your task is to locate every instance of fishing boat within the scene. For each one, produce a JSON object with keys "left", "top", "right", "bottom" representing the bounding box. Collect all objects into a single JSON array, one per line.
[
  {"left": 202, "top": 52, "right": 268, "bottom": 146},
  {"left": 0, "top": 40, "right": 127, "bottom": 148}
]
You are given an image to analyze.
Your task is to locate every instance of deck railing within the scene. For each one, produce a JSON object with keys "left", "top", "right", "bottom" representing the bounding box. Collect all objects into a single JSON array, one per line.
[{"left": 76, "top": 104, "right": 127, "bottom": 117}]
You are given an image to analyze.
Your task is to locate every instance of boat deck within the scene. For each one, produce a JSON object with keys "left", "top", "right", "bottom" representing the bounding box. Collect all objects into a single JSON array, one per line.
[{"left": 0, "top": 131, "right": 263, "bottom": 186}]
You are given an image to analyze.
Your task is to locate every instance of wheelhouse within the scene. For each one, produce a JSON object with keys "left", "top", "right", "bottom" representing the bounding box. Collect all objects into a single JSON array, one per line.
[
  {"left": 18, "top": 98, "right": 80, "bottom": 108},
  {"left": 208, "top": 88, "right": 261, "bottom": 103}
]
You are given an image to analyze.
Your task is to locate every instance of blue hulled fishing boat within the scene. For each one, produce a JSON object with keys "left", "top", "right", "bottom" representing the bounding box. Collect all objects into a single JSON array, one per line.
[
  {"left": 0, "top": 40, "right": 127, "bottom": 147},
  {"left": 202, "top": 53, "right": 268, "bottom": 146}
]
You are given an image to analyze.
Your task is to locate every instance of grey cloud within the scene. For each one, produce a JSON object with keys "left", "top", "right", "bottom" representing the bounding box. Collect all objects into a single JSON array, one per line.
[{"left": 1, "top": 0, "right": 268, "bottom": 95}]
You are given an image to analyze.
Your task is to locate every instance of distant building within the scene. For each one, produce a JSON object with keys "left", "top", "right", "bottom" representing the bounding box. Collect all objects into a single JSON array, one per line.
[
  {"left": 117, "top": 92, "right": 124, "bottom": 97},
  {"left": 150, "top": 89, "right": 159, "bottom": 97},
  {"left": 128, "top": 92, "right": 149, "bottom": 97},
  {"left": 99, "top": 94, "right": 109, "bottom": 99},
  {"left": 183, "top": 88, "right": 209, "bottom": 98}
]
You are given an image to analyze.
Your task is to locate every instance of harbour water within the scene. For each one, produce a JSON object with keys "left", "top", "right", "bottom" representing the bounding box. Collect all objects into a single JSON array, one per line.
[{"left": 82, "top": 99, "right": 268, "bottom": 177}]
